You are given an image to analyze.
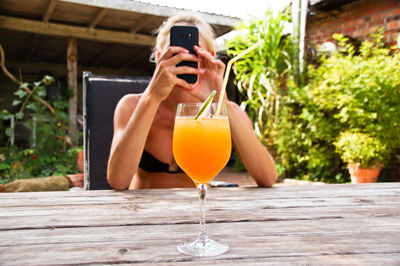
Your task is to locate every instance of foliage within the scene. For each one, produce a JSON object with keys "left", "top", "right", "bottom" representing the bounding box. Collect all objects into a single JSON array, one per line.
[
  {"left": 0, "top": 76, "right": 82, "bottom": 184},
  {"left": 275, "top": 84, "right": 347, "bottom": 182},
  {"left": 310, "top": 33, "right": 400, "bottom": 151},
  {"left": 275, "top": 30, "right": 400, "bottom": 182},
  {"left": 226, "top": 9, "right": 296, "bottom": 148},
  {"left": 335, "top": 131, "right": 389, "bottom": 168}
]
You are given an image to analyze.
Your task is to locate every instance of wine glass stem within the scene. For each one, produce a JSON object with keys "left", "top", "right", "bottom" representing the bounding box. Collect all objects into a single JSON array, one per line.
[{"left": 197, "top": 183, "right": 207, "bottom": 242}]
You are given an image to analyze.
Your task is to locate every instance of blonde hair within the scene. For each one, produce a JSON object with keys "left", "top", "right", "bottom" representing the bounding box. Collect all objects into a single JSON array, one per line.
[{"left": 150, "top": 14, "right": 216, "bottom": 63}]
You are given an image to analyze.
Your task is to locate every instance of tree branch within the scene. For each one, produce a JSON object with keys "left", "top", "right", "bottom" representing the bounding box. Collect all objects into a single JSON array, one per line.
[{"left": 0, "top": 43, "right": 55, "bottom": 114}]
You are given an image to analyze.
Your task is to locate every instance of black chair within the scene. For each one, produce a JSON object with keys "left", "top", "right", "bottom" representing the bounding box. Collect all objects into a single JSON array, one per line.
[{"left": 83, "top": 72, "right": 150, "bottom": 190}]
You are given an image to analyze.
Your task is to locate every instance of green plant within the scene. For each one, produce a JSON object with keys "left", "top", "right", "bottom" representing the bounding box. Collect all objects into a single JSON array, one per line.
[
  {"left": 0, "top": 76, "right": 82, "bottom": 184},
  {"left": 310, "top": 33, "right": 400, "bottom": 151},
  {"left": 275, "top": 30, "right": 400, "bottom": 183},
  {"left": 335, "top": 131, "right": 389, "bottom": 168},
  {"left": 275, "top": 85, "right": 347, "bottom": 182},
  {"left": 226, "top": 9, "right": 296, "bottom": 147}
]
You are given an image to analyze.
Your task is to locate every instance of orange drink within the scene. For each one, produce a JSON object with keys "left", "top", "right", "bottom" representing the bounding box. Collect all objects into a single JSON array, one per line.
[
  {"left": 173, "top": 117, "right": 231, "bottom": 183},
  {"left": 174, "top": 102, "right": 230, "bottom": 257}
]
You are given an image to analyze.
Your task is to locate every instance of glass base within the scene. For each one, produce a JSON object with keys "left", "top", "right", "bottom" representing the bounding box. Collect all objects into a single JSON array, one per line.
[{"left": 177, "top": 234, "right": 229, "bottom": 257}]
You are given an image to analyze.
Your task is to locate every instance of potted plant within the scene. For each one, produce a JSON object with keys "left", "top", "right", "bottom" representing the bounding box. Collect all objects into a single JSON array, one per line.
[{"left": 334, "top": 131, "right": 390, "bottom": 183}]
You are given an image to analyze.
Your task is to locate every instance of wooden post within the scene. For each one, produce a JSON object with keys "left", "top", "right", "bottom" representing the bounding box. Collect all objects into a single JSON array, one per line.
[{"left": 67, "top": 37, "right": 78, "bottom": 144}]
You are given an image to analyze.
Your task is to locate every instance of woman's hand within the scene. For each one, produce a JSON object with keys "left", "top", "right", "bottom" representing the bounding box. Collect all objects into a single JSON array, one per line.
[
  {"left": 147, "top": 46, "right": 203, "bottom": 102},
  {"left": 192, "top": 46, "right": 227, "bottom": 102}
]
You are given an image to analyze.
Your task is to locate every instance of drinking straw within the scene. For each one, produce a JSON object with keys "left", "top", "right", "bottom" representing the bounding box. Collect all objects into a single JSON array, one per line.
[{"left": 216, "top": 39, "right": 264, "bottom": 116}]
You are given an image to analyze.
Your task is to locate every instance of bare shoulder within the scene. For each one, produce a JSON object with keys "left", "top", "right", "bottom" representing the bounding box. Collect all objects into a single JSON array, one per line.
[
  {"left": 115, "top": 94, "right": 141, "bottom": 114},
  {"left": 114, "top": 93, "right": 142, "bottom": 129}
]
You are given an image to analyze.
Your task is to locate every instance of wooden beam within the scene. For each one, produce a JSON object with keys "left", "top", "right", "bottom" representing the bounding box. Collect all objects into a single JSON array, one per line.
[
  {"left": 43, "top": 0, "right": 58, "bottom": 23},
  {"left": 0, "top": 15, "right": 155, "bottom": 46},
  {"left": 5, "top": 60, "right": 150, "bottom": 77},
  {"left": 130, "top": 15, "right": 154, "bottom": 33},
  {"left": 67, "top": 37, "right": 78, "bottom": 144},
  {"left": 89, "top": 8, "right": 108, "bottom": 30}
]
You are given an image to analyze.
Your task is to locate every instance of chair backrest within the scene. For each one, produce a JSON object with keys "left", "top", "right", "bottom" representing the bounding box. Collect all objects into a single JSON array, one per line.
[{"left": 83, "top": 72, "right": 150, "bottom": 190}]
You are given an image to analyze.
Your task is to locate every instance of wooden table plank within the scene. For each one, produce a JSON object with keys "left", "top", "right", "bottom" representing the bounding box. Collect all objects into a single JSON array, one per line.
[
  {"left": 1, "top": 220, "right": 399, "bottom": 265},
  {"left": 2, "top": 216, "right": 399, "bottom": 246},
  {"left": 0, "top": 183, "right": 399, "bottom": 265},
  {"left": 1, "top": 189, "right": 399, "bottom": 209},
  {"left": 1, "top": 182, "right": 399, "bottom": 202},
  {"left": 1, "top": 191, "right": 399, "bottom": 230}
]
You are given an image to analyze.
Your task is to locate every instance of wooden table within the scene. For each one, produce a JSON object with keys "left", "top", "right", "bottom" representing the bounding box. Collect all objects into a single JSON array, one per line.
[{"left": 1, "top": 183, "right": 400, "bottom": 265}]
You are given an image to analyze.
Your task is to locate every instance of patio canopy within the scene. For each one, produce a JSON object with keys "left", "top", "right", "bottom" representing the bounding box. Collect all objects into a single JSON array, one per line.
[
  {"left": 0, "top": 0, "right": 240, "bottom": 76},
  {"left": 0, "top": 0, "right": 240, "bottom": 144}
]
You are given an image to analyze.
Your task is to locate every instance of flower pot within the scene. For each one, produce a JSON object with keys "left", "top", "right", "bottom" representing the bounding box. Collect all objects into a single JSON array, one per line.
[
  {"left": 77, "top": 150, "right": 84, "bottom": 173},
  {"left": 347, "top": 163, "right": 381, "bottom": 183},
  {"left": 66, "top": 173, "right": 84, "bottom": 188}
]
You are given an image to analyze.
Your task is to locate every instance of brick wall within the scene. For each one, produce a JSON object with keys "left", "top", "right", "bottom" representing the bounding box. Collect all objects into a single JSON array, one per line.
[{"left": 306, "top": 0, "right": 400, "bottom": 49}]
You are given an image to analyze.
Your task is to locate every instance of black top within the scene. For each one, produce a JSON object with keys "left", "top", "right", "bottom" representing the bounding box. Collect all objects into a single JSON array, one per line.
[{"left": 139, "top": 150, "right": 184, "bottom": 174}]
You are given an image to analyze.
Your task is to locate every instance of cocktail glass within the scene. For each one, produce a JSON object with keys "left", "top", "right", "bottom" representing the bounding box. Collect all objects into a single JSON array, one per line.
[{"left": 173, "top": 103, "right": 231, "bottom": 256}]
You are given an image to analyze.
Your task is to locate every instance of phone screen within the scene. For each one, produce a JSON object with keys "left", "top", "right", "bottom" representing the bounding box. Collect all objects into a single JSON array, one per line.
[{"left": 170, "top": 25, "right": 199, "bottom": 84}]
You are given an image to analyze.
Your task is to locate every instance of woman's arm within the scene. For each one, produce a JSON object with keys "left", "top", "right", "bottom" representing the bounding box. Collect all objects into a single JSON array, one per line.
[
  {"left": 107, "top": 46, "right": 201, "bottom": 190},
  {"left": 226, "top": 102, "right": 278, "bottom": 187},
  {"left": 107, "top": 92, "right": 160, "bottom": 190}
]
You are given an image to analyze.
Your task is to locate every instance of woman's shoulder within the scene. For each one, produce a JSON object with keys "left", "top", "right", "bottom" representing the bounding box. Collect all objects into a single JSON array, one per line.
[
  {"left": 119, "top": 93, "right": 142, "bottom": 105},
  {"left": 118, "top": 93, "right": 142, "bottom": 108},
  {"left": 115, "top": 93, "right": 143, "bottom": 115}
]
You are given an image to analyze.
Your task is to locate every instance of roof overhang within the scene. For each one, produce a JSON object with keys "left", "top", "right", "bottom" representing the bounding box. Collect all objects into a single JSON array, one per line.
[{"left": 0, "top": 0, "right": 240, "bottom": 76}]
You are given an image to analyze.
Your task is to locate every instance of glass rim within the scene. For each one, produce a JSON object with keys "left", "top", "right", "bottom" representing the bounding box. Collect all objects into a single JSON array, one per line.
[
  {"left": 176, "top": 102, "right": 224, "bottom": 107},
  {"left": 176, "top": 102, "right": 228, "bottom": 117}
]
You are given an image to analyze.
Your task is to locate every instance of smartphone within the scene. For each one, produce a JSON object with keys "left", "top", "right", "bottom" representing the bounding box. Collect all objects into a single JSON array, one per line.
[{"left": 170, "top": 25, "right": 199, "bottom": 84}]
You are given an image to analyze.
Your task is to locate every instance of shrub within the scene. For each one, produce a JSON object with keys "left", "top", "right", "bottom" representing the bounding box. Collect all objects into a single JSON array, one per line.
[
  {"left": 0, "top": 76, "right": 82, "bottom": 184},
  {"left": 335, "top": 131, "right": 389, "bottom": 168},
  {"left": 226, "top": 9, "right": 296, "bottom": 148},
  {"left": 275, "top": 31, "right": 400, "bottom": 182}
]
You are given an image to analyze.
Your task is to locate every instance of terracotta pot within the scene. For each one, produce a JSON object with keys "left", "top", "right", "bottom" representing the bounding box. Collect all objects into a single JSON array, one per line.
[
  {"left": 77, "top": 150, "right": 84, "bottom": 173},
  {"left": 66, "top": 173, "right": 84, "bottom": 188},
  {"left": 347, "top": 163, "right": 381, "bottom": 183}
]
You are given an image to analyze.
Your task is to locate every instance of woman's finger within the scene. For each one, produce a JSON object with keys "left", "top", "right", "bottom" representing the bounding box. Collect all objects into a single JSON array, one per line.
[
  {"left": 194, "top": 45, "right": 214, "bottom": 61},
  {"left": 173, "top": 66, "right": 204, "bottom": 75},
  {"left": 212, "top": 59, "right": 226, "bottom": 76},
  {"left": 194, "top": 45, "right": 215, "bottom": 68},
  {"left": 167, "top": 52, "right": 199, "bottom": 67},
  {"left": 159, "top": 46, "right": 189, "bottom": 62},
  {"left": 174, "top": 77, "right": 194, "bottom": 91}
]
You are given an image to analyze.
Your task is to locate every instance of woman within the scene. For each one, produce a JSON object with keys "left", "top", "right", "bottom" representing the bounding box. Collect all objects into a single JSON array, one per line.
[{"left": 107, "top": 14, "right": 277, "bottom": 190}]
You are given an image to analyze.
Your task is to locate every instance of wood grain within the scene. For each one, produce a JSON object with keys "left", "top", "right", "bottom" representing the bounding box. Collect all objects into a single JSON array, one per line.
[
  {"left": 0, "top": 183, "right": 399, "bottom": 265},
  {"left": 0, "top": 15, "right": 155, "bottom": 46}
]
